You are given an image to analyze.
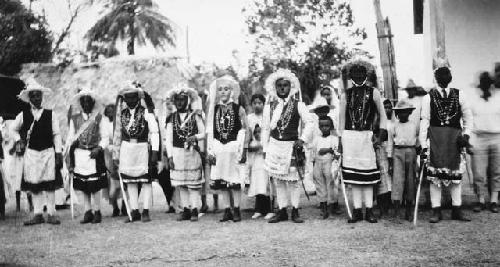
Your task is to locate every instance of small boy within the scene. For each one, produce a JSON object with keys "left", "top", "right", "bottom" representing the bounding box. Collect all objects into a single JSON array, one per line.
[
  {"left": 387, "top": 99, "right": 419, "bottom": 222},
  {"left": 313, "top": 115, "right": 340, "bottom": 219}
]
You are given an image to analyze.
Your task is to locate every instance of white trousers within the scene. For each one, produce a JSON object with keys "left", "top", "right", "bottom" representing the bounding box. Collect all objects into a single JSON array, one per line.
[
  {"left": 33, "top": 191, "right": 56, "bottom": 215},
  {"left": 179, "top": 187, "right": 201, "bottom": 209},
  {"left": 351, "top": 185, "right": 374, "bottom": 209},
  {"left": 275, "top": 179, "right": 301, "bottom": 209},
  {"left": 430, "top": 183, "right": 462, "bottom": 208},
  {"left": 127, "top": 183, "right": 152, "bottom": 210}
]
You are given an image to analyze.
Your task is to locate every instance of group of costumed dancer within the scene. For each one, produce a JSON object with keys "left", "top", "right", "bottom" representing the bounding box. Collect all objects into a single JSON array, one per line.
[{"left": 4, "top": 57, "right": 499, "bottom": 227}]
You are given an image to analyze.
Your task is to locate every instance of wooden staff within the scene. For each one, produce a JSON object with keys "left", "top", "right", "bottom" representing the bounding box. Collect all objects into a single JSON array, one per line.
[
  {"left": 338, "top": 156, "right": 352, "bottom": 220},
  {"left": 413, "top": 157, "right": 427, "bottom": 226}
]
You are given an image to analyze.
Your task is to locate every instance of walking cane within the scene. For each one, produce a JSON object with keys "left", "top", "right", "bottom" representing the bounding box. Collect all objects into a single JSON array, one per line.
[
  {"left": 338, "top": 155, "right": 352, "bottom": 220},
  {"left": 413, "top": 157, "right": 427, "bottom": 226},
  {"left": 293, "top": 148, "right": 310, "bottom": 201},
  {"left": 118, "top": 172, "right": 132, "bottom": 221},
  {"left": 69, "top": 172, "right": 74, "bottom": 220}
]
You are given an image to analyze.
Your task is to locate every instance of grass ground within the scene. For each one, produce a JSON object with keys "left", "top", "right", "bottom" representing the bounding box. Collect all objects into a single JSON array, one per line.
[{"left": 1, "top": 184, "right": 500, "bottom": 267}]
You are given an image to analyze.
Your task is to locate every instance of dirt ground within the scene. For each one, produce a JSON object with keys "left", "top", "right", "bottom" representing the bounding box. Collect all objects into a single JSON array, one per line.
[{"left": 1, "top": 185, "right": 500, "bottom": 267}]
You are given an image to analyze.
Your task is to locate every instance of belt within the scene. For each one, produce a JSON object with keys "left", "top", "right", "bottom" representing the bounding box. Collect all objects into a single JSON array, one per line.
[
  {"left": 125, "top": 139, "right": 146, "bottom": 144},
  {"left": 394, "top": 145, "right": 416, "bottom": 149}
]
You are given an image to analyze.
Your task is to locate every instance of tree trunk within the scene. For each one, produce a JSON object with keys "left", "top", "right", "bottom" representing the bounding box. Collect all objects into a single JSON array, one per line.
[{"left": 127, "top": 8, "right": 135, "bottom": 55}]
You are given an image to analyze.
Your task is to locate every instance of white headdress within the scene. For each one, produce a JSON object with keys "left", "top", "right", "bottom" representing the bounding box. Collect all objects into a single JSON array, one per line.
[
  {"left": 167, "top": 85, "right": 202, "bottom": 111},
  {"left": 17, "top": 77, "right": 52, "bottom": 103},
  {"left": 264, "top": 69, "right": 301, "bottom": 101},
  {"left": 71, "top": 87, "right": 102, "bottom": 112},
  {"left": 118, "top": 80, "right": 145, "bottom": 99}
]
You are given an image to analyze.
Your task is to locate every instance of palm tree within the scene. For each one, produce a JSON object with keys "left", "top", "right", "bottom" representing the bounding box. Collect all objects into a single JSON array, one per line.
[{"left": 86, "top": 0, "right": 175, "bottom": 55}]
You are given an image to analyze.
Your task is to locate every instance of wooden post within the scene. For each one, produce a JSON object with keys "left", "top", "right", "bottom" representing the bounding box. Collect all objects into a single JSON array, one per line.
[
  {"left": 429, "top": 0, "right": 447, "bottom": 67},
  {"left": 373, "top": 0, "right": 398, "bottom": 102}
]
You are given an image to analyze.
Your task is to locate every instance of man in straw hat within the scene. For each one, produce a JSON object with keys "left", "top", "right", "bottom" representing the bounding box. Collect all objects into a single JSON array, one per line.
[
  {"left": 67, "top": 88, "right": 110, "bottom": 224},
  {"left": 419, "top": 60, "right": 473, "bottom": 223},
  {"left": 402, "top": 79, "right": 427, "bottom": 126},
  {"left": 339, "top": 60, "right": 388, "bottom": 224},
  {"left": 387, "top": 99, "right": 419, "bottom": 222},
  {"left": 113, "top": 81, "right": 159, "bottom": 223},
  {"left": 262, "top": 69, "right": 314, "bottom": 223},
  {"left": 11, "top": 77, "right": 63, "bottom": 225},
  {"left": 206, "top": 75, "right": 249, "bottom": 222},
  {"left": 165, "top": 86, "right": 205, "bottom": 222}
]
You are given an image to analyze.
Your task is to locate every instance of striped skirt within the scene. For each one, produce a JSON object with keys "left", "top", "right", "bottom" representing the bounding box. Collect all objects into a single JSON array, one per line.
[{"left": 341, "top": 130, "right": 380, "bottom": 185}]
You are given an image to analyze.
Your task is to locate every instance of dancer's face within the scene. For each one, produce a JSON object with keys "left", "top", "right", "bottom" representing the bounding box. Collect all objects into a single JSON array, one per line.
[
  {"left": 174, "top": 94, "right": 189, "bottom": 112},
  {"left": 124, "top": 92, "right": 139, "bottom": 109},
  {"left": 28, "top": 91, "right": 43, "bottom": 109},
  {"left": 217, "top": 82, "right": 232, "bottom": 104},
  {"left": 275, "top": 78, "right": 291, "bottom": 99},
  {"left": 434, "top": 67, "right": 452, "bottom": 88},
  {"left": 80, "top": 96, "right": 95, "bottom": 114}
]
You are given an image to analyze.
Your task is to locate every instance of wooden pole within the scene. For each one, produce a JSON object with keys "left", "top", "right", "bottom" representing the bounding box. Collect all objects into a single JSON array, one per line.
[
  {"left": 430, "top": 0, "right": 447, "bottom": 67},
  {"left": 373, "top": 0, "right": 398, "bottom": 102}
]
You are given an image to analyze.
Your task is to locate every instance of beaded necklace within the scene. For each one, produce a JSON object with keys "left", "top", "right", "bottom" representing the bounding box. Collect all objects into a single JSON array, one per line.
[
  {"left": 121, "top": 106, "right": 146, "bottom": 137},
  {"left": 347, "top": 87, "right": 371, "bottom": 130},
  {"left": 173, "top": 112, "right": 196, "bottom": 141},
  {"left": 430, "top": 88, "right": 460, "bottom": 126},
  {"left": 215, "top": 103, "right": 235, "bottom": 140},
  {"left": 276, "top": 99, "right": 296, "bottom": 139}
]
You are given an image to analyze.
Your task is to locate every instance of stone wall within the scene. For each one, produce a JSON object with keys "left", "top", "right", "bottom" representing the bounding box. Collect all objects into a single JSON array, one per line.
[{"left": 20, "top": 56, "right": 193, "bottom": 137}]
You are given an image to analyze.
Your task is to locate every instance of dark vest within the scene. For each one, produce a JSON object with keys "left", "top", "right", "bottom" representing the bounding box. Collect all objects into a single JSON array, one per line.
[
  {"left": 429, "top": 88, "right": 462, "bottom": 129},
  {"left": 270, "top": 99, "right": 301, "bottom": 141},
  {"left": 213, "top": 102, "right": 242, "bottom": 144},
  {"left": 71, "top": 113, "right": 102, "bottom": 149},
  {"left": 20, "top": 109, "right": 54, "bottom": 151},
  {"left": 120, "top": 106, "right": 149, "bottom": 142},
  {"left": 345, "top": 85, "right": 377, "bottom": 131},
  {"left": 171, "top": 112, "right": 199, "bottom": 148}
]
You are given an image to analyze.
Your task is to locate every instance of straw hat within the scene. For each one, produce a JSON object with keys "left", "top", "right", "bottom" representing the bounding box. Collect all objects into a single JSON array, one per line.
[
  {"left": 17, "top": 77, "right": 52, "bottom": 103},
  {"left": 392, "top": 99, "right": 415, "bottom": 111}
]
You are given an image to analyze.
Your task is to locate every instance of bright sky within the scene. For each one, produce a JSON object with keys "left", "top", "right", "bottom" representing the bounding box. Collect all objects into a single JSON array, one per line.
[{"left": 27, "top": 0, "right": 423, "bottom": 84}]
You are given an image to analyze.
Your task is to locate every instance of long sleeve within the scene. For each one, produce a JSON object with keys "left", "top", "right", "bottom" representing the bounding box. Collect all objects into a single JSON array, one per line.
[
  {"left": 195, "top": 114, "right": 205, "bottom": 153},
  {"left": 165, "top": 121, "right": 173, "bottom": 157},
  {"left": 261, "top": 104, "right": 271, "bottom": 153},
  {"left": 459, "top": 92, "right": 473, "bottom": 137},
  {"left": 298, "top": 101, "right": 314, "bottom": 144},
  {"left": 373, "top": 89, "right": 387, "bottom": 130},
  {"left": 238, "top": 106, "right": 249, "bottom": 149},
  {"left": 144, "top": 112, "right": 159, "bottom": 151},
  {"left": 10, "top": 112, "right": 24, "bottom": 142},
  {"left": 338, "top": 92, "right": 346, "bottom": 136},
  {"left": 66, "top": 119, "right": 76, "bottom": 147},
  {"left": 419, "top": 94, "right": 431, "bottom": 149},
  {"left": 387, "top": 123, "right": 394, "bottom": 158},
  {"left": 98, "top": 118, "right": 109, "bottom": 149},
  {"left": 52, "top": 112, "right": 62, "bottom": 153}
]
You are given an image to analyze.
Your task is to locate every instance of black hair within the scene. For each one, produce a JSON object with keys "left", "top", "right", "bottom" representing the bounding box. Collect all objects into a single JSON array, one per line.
[
  {"left": 318, "top": 115, "right": 334, "bottom": 128},
  {"left": 251, "top": 94, "right": 265, "bottom": 104},
  {"left": 478, "top": 71, "right": 493, "bottom": 101},
  {"left": 383, "top": 99, "right": 392, "bottom": 107}
]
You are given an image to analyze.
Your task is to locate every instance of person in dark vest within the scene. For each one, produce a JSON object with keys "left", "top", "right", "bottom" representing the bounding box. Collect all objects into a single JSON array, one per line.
[
  {"left": 113, "top": 82, "right": 159, "bottom": 223},
  {"left": 166, "top": 86, "right": 205, "bottom": 222},
  {"left": 339, "top": 61, "right": 388, "bottom": 224},
  {"left": 262, "top": 69, "right": 314, "bottom": 223},
  {"left": 419, "top": 60, "right": 473, "bottom": 223},
  {"left": 67, "top": 89, "right": 110, "bottom": 224},
  {"left": 11, "top": 78, "right": 63, "bottom": 225},
  {"left": 206, "top": 76, "right": 249, "bottom": 222}
]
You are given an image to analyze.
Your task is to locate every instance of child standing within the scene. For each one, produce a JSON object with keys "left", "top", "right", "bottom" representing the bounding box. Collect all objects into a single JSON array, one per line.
[
  {"left": 247, "top": 94, "right": 272, "bottom": 219},
  {"left": 387, "top": 99, "right": 419, "bottom": 222},
  {"left": 313, "top": 115, "right": 340, "bottom": 219}
]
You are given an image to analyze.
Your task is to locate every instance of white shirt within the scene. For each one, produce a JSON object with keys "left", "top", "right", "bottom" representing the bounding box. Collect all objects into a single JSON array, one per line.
[
  {"left": 467, "top": 87, "right": 500, "bottom": 134},
  {"left": 10, "top": 108, "right": 62, "bottom": 153},
  {"left": 165, "top": 111, "right": 205, "bottom": 156},
  {"left": 387, "top": 120, "right": 419, "bottom": 157},
  {"left": 313, "top": 134, "right": 339, "bottom": 160},
  {"left": 419, "top": 87, "right": 473, "bottom": 148},
  {"left": 66, "top": 112, "right": 110, "bottom": 149},
  {"left": 261, "top": 97, "right": 314, "bottom": 152}
]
